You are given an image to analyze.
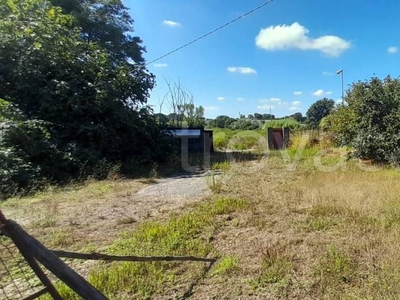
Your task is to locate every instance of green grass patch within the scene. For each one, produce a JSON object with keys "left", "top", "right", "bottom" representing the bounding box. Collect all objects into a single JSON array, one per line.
[
  {"left": 251, "top": 244, "right": 292, "bottom": 291},
  {"left": 210, "top": 256, "right": 240, "bottom": 276},
  {"left": 211, "top": 161, "right": 231, "bottom": 173},
  {"left": 212, "top": 128, "right": 265, "bottom": 150},
  {"left": 286, "top": 147, "right": 320, "bottom": 161},
  {"left": 262, "top": 118, "right": 301, "bottom": 130},
  {"left": 82, "top": 197, "right": 250, "bottom": 299},
  {"left": 206, "top": 171, "right": 223, "bottom": 194},
  {"left": 316, "top": 246, "right": 355, "bottom": 294}
]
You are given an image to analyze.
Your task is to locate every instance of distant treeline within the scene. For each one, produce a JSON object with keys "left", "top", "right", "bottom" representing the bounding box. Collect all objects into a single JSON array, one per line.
[{"left": 154, "top": 112, "right": 306, "bottom": 130}]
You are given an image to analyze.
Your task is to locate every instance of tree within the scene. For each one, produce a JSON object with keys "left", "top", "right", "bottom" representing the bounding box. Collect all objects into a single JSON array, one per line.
[
  {"left": 262, "top": 113, "right": 275, "bottom": 120},
  {"left": 51, "top": 0, "right": 146, "bottom": 65},
  {"left": 229, "top": 119, "right": 261, "bottom": 130},
  {"left": 0, "top": 0, "right": 170, "bottom": 197},
  {"left": 290, "top": 112, "right": 306, "bottom": 123},
  {"left": 254, "top": 113, "right": 263, "bottom": 120},
  {"left": 320, "top": 105, "right": 356, "bottom": 146},
  {"left": 306, "top": 98, "right": 335, "bottom": 126},
  {"left": 214, "top": 115, "right": 236, "bottom": 128},
  {"left": 322, "top": 76, "right": 400, "bottom": 163},
  {"left": 155, "top": 113, "right": 169, "bottom": 126},
  {"left": 348, "top": 76, "right": 400, "bottom": 163},
  {"left": 164, "top": 80, "right": 204, "bottom": 128}
]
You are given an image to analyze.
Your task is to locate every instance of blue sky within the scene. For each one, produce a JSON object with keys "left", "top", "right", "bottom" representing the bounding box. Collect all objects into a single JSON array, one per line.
[{"left": 127, "top": 0, "right": 400, "bottom": 118}]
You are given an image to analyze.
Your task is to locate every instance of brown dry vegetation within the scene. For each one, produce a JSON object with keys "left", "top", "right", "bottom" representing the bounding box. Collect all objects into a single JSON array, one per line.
[{"left": 2, "top": 146, "right": 400, "bottom": 299}]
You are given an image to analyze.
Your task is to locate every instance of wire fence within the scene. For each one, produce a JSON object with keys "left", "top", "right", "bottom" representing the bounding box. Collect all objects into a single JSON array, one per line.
[
  {"left": 0, "top": 210, "right": 215, "bottom": 300},
  {"left": 0, "top": 235, "right": 46, "bottom": 300}
]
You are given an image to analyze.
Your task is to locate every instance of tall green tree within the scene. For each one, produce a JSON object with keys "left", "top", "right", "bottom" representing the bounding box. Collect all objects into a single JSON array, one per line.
[
  {"left": 0, "top": 0, "right": 170, "bottom": 197},
  {"left": 322, "top": 76, "right": 400, "bottom": 163},
  {"left": 349, "top": 76, "right": 400, "bottom": 163},
  {"left": 306, "top": 98, "right": 335, "bottom": 126},
  {"left": 51, "top": 0, "right": 146, "bottom": 65}
]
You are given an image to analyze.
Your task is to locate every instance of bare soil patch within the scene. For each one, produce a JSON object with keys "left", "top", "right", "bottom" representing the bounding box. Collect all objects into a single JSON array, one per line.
[{"left": 1, "top": 172, "right": 211, "bottom": 250}]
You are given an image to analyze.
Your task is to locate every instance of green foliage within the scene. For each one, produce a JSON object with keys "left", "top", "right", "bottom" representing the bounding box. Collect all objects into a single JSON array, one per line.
[
  {"left": 163, "top": 80, "right": 205, "bottom": 128},
  {"left": 0, "top": 147, "right": 43, "bottom": 199},
  {"left": 229, "top": 119, "right": 262, "bottom": 130},
  {"left": 210, "top": 256, "right": 240, "bottom": 276},
  {"left": 213, "top": 134, "right": 229, "bottom": 149},
  {"left": 211, "top": 161, "right": 231, "bottom": 172},
  {"left": 0, "top": 0, "right": 172, "bottom": 198},
  {"left": 306, "top": 98, "right": 335, "bottom": 126},
  {"left": 180, "top": 103, "right": 205, "bottom": 128},
  {"left": 212, "top": 128, "right": 265, "bottom": 150},
  {"left": 323, "top": 76, "right": 400, "bottom": 163},
  {"left": 251, "top": 244, "right": 292, "bottom": 289},
  {"left": 316, "top": 246, "right": 355, "bottom": 291},
  {"left": 350, "top": 77, "right": 400, "bottom": 163},
  {"left": 262, "top": 118, "right": 301, "bottom": 130},
  {"left": 289, "top": 112, "right": 306, "bottom": 122},
  {"left": 228, "top": 132, "right": 263, "bottom": 150},
  {"left": 0, "top": 99, "right": 13, "bottom": 122},
  {"left": 209, "top": 115, "right": 237, "bottom": 128},
  {"left": 320, "top": 104, "right": 357, "bottom": 146}
]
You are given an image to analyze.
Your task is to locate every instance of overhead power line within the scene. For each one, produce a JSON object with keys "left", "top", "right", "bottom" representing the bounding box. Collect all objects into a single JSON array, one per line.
[{"left": 146, "top": 0, "right": 275, "bottom": 66}]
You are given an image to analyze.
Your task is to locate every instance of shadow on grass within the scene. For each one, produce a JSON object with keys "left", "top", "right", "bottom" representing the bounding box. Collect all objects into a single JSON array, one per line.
[{"left": 122, "top": 150, "right": 263, "bottom": 180}]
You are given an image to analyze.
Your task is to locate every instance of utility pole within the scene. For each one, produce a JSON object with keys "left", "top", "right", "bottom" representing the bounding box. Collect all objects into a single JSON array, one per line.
[{"left": 336, "top": 69, "right": 344, "bottom": 104}]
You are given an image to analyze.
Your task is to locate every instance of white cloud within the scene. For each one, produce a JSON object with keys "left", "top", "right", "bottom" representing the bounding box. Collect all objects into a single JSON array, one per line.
[
  {"left": 293, "top": 91, "right": 302, "bottom": 96},
  {"left": 255, "top": 22, "right": 351, "bottom": 57},
  {"left": 204, "top": 106, "right": 219, "bottom": 112},
  {"left": 313, "top": 89, "right": 332, "bottom": 97},
  {"left": 217, "top": 96, "right": 225, "bottom": 101},
  {"left": 163, "top": 20, "right": 181, "bottom": 27},
  {"left": 322, "top": 71, "right": 334, "bottom": 76},
  {"left": 227, "top": 67, "right": 257, "bottom": 75},
  {"left": 313, "top": 89, "right": 324, "bottom": 96},
  {"left": 289, "top": 100, "right": 302, "bottom": 111},
  {"left": 259, "top": 97, "right": 282, "bottom": 104},
  {"left": 257, "top": 104, "right": 275, "bottom": 110},
  {"left": 236, "top": 97, "right": 245, "bottom": 102},
  {"left": 388, "top": 46, "right": 398, "bottom": 54},
  {"left": 269, "top": 97, "right": 281, "bottom": 102},
  {"left": 153, "top": 63, "right": 168, "bottom": 68}
]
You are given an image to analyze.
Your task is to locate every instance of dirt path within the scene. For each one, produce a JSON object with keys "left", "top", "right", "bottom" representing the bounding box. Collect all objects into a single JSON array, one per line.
[{"left": 1, "top": 172, "right": 212, "bottom": 251}]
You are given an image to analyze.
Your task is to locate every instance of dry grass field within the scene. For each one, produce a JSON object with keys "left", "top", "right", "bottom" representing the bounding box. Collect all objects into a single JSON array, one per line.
[{"left": 2, "top": 146, "right": 400, "bottom": 299}]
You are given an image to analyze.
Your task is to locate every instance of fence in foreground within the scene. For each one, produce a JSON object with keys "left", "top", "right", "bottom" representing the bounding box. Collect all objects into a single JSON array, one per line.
[{"left": 0, "top": 210, "right": 215, "bottom": 299}]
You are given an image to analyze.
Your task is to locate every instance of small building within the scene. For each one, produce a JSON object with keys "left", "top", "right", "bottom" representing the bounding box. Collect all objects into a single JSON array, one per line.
[
  {"left": 167, "top": 128, "right": 213, "bottom": 153},
  {"left": 267, "top": 127, "right": 290, "bottom": 150}
]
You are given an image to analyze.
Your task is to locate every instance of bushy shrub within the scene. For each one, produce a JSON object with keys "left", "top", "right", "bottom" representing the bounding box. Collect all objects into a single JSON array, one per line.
[
  {"left": 0, "top": 148, "right": 43, "bottom": 199},
  {"left": 0, "top": 1, "right": 174, "bottom": 200},
  {"left": 228, "top": 134, "right": 262, "bottom": 150},
  {"left": 229, "top": 119, "right": 262, "bottom": 130},
  {"left": 323, "top": 76, "right": 400, "bottom": 164},
  {"left": 320, "top": 105, "right": 357, "bottom": 146},
  {"left": 212, "top": 129, "right": 266, "bottom": 150},
  {"left": 289, "top": 132, "right": 320, "bottom": 150},
  {"left": 213, "top": 134, "right": 229, "bottom": 149},
  {"left": 262, "top": 118, "right": 301, "bottom": 130}
]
